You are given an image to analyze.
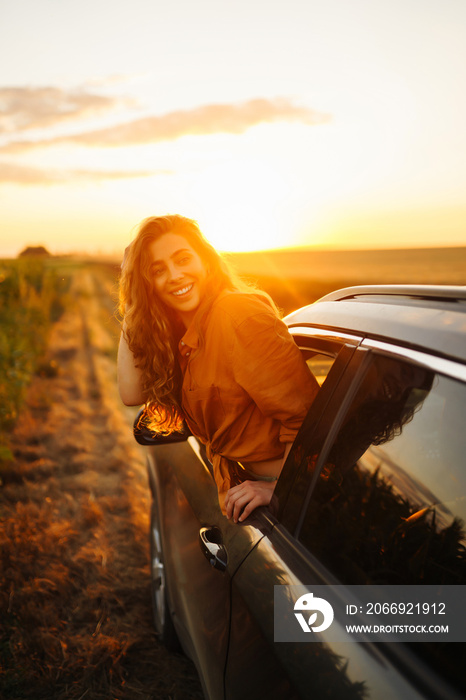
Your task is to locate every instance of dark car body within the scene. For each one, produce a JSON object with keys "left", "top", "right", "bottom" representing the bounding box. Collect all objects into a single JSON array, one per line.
[{"left": 136, "top": 285, "right": 466, "bottom": 700}]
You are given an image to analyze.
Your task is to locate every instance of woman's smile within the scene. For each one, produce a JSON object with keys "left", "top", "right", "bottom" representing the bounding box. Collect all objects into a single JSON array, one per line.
[
  {"left": 171, "top": 283, "right": 194, "bottom": 297},
  {"left": 148, "top": 232, "right": 208, "bottom": 327}
]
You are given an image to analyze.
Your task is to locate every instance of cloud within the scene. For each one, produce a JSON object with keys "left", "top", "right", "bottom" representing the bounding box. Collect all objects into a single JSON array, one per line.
[
  {"left": 82, "top": 74, "right": 147, "bottom": 88},
  {"left": 1, "top": 98, "right": 330, "bottom": 154},
  {"left": 0, "top": 85, "right": 127, "bottom": 134},
  {"left": 0, "top": 162, "right": 57, "bottom": 185},
  {"left": 0, "top": 161, "right": 165, "bottom": 186}
]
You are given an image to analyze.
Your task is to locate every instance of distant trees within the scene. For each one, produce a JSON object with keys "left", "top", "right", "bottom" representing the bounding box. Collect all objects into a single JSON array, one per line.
[{"left": 18, "top": 246, "right": 51, "bottom": 258}]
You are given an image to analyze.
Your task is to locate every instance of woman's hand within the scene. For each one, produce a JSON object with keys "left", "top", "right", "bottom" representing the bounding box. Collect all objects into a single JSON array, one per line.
[{"left": 224, "top": 480, "right": 276, "bottom": 523}]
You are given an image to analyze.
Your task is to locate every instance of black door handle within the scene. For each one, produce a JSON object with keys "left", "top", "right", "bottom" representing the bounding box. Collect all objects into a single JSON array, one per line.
[{"left": 199, "top": 527, "right": 228, "bottom": 572}]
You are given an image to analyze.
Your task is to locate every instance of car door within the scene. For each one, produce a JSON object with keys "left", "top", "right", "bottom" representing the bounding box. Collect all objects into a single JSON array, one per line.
[
  {"left": 224, "top": 341, "right": 466, "bottom": 699},
  {"left": 149, "top": 435, "right": 275, "bottom": 700}
]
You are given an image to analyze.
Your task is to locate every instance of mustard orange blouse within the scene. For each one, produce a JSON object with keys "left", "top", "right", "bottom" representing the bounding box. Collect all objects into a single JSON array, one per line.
[{"left": 178, "top": 291, "right": 319, "bottom": 505}]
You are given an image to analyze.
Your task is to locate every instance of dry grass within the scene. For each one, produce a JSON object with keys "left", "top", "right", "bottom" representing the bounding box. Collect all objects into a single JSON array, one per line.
[{"left": 0, "top": 267, "right": 203, "bottom": 700}]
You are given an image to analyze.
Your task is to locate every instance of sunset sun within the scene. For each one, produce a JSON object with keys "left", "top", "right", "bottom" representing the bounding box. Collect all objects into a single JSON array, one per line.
[{"left": 192, "top": 157, "right": 288, "bottom": 252}]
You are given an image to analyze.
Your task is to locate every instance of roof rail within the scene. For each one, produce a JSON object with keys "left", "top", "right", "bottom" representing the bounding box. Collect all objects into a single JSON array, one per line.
[
  {"left": 285, "top": 284, "right": 466, "bottom": 365},
  {"left": 317, "top": 285, "right": 466, "bottom": 304}
]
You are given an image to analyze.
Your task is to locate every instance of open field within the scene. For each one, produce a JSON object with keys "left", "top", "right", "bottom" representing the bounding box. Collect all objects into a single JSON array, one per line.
[
  {"left": 230, "top": 246, "right": 466, "bottom": 284},
  {"left": 229, "top": 246, "right": 466, "bottom": 314}
]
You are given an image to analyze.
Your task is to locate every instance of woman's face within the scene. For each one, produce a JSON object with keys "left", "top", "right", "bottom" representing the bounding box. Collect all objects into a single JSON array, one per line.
[{"left": 147, "top": 232, "right": 209, "bottom": 326}]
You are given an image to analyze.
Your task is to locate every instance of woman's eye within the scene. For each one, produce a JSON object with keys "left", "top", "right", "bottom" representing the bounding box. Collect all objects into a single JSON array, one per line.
[
  {"left": 178, "top": 256, "right": 191, "bottom": 264},
  {"left": 152, "top": 267, "right": 165, "bottom": 276}
]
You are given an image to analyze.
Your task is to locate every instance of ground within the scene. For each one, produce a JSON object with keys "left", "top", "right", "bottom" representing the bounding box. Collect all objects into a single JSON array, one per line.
[{"left": 0, "top": 266, "right": 204, "bottom": 700}]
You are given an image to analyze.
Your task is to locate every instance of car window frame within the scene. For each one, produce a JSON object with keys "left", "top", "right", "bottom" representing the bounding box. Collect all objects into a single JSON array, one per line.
[
  {"left": 292, "top": 341, "right": 466, "bottom": 541},
  {"left": 361, "top": 337, "right": 466, "bottom": 383},
  {"left": 275, "top": 328, "right": 365, "bottom": 531}
]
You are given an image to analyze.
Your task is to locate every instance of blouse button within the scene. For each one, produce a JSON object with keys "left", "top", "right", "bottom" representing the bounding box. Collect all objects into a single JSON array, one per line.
[
  {"left": 186, "top": 352, "right": 190, "bottom": 357},
  {"left": 180, "top": 341, "right": 185, "bottom": 346}
]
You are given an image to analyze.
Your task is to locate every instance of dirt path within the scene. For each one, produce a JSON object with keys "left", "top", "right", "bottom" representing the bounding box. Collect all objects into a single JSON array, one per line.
[{"left": 0, "top": 267, "right": 203, "bottom": 700}]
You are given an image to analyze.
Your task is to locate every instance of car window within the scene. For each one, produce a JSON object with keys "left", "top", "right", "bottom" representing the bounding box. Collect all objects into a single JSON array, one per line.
[
  {"left": 298, "top": 353, "right": 466, "bottom": 586},
  {"left": 304, "top": 352, "right": 336, "bottom": 387},
  {"left": 296, "top": 334, "right": 348, "bottom": 387},
  {"left": 275, "top": 338, "right": 360, "bottom": 525},
  {"left": 296, "top": 351, "right": 466, "bottom": 694}
]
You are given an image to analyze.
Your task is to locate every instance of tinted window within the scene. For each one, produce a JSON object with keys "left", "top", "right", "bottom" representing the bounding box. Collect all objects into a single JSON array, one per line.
[
  {"left": 299, "top": 353, "right": 466, "bottom": 586},
  {"left": 297, "top": 352, "right": 466, "bottom": 692}
]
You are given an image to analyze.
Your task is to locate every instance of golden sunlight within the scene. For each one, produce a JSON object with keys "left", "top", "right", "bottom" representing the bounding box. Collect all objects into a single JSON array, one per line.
[
  {"left": 191, "top": 158, "right": 289, "bottom": 252},
  {"left": 191, "top": 114, "right": 402, "bottom": 252}
]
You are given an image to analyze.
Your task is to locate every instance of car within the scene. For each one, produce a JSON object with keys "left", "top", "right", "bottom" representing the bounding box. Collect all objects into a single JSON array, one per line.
[{"left": 134, "top": 284, "right": 466, "bottom": 700}]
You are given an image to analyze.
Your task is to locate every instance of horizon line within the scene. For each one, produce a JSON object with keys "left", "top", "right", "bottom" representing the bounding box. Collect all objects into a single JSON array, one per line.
[{"left": 2, "top": 242, "right": 466, "bottom": 261}]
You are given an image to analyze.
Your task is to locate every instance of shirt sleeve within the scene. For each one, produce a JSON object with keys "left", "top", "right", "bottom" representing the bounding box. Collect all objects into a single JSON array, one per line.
[{"left": 231, "top": 309, "right": 320, "bottom": 443}]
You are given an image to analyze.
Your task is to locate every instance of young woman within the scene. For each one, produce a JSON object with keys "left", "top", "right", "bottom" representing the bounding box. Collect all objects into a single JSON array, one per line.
[{"left": 118, "top": 215, "right": 319, "bottom": 523}]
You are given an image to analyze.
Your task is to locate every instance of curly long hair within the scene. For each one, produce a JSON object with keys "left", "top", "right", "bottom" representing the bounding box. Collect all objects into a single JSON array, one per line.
[{"left": 119, "top": 214, "right": 276, "bottom": 434}]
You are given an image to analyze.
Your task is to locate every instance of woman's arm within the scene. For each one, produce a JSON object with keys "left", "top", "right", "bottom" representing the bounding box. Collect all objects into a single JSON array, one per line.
[{"left": 117, "top": 327, "right": 145, "bottom": 406}]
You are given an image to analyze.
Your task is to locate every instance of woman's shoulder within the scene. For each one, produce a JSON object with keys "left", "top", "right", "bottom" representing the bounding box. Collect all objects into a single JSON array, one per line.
[{"left": 211, "top": 290, "right": 277, "bottom": 325}]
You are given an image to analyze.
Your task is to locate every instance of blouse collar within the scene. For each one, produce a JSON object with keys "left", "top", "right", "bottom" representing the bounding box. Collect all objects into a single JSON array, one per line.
[{"left": 178, "top": 289, "right": 231, "bottom": 357}]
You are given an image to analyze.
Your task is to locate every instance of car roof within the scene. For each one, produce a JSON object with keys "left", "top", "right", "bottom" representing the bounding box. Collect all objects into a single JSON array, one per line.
[{"left": 285, "top": 285, "right": 466, "bottom": 364}]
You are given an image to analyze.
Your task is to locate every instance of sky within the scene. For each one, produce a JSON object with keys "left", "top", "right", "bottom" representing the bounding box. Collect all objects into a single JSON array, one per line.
[{"left": 0, "top": 0, "right": 465, "bottom": 256}]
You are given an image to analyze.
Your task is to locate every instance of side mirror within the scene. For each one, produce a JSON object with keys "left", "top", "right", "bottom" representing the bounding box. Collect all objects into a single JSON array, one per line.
[{"left": 133, "top": 408, "right": 191, "bottom": 446}]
